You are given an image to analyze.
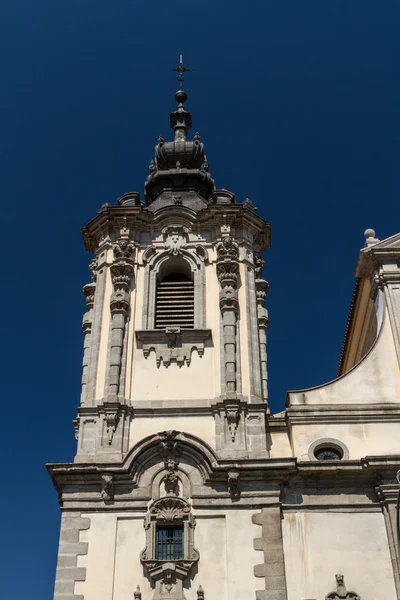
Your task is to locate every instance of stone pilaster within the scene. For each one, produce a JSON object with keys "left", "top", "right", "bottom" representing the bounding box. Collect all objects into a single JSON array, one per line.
[
  {"left": 374, "top": 262, "right": 400, "bottom": 370},
  {"left": 108, "top": 237, "right": 135, "bottom": 400},
  {"left": 80, "top": 262, "right": 96, "bottom": 406},
  {"left": 216, "top": 236, "right": 240, "bottom": 394},
  {"left": 376, "top": 482, "right": 400, "bottom": 599},
  {"left": 255, "top": 255, "right": 269, "bottom": 403}
]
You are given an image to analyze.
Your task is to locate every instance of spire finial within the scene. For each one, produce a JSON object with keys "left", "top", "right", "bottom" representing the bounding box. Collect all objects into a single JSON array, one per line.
[{"left": 170, "top": 55, "right": 192, "bottom": 90}]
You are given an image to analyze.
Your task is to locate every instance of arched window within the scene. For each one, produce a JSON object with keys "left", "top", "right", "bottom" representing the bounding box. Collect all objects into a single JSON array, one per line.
[{"left": 155, "top": 259, "right": 194, "bottom": 329}]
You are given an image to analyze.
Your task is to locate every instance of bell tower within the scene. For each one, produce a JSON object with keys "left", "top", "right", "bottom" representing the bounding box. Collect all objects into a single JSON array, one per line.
[{"left": 49, "top": 65, "right": 272, "bottom": 600}]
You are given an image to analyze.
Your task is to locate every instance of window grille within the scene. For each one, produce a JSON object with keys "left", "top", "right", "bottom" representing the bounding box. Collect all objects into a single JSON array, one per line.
[
  {"left": 155, "top": 273, "right": 194, "bottom": 329},
  {"left": 156, "top": 526, "right": 184, "bottom": 560}
]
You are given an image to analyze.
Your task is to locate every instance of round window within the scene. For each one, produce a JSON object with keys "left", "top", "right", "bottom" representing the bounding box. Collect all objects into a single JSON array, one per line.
[{"left": 314, "top": 447, "right": 343, "bottom": 461}]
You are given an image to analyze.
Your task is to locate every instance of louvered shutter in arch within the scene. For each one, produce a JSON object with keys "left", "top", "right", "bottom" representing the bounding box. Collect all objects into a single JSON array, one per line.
[{"left": 155, "top": 272, "right": 194, "bottom": 329}]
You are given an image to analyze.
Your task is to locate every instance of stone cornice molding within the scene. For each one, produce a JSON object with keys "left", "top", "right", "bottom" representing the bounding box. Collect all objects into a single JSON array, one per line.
[
  {"left": 82, "top": 203, "right": 271, "bottom": 253},
  {"left": 285, "top": 403, "right": 400, "bottom": 424}
]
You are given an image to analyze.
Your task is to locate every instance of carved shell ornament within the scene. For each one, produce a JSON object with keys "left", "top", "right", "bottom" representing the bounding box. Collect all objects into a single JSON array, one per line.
[{"left": 149, "top": 497, "right": 191, "bottom": 521}]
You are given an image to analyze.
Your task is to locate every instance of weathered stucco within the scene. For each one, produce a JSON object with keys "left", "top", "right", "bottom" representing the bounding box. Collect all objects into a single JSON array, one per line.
[{"left": 282, "top": 512, "right": 397, "bottom": 600}]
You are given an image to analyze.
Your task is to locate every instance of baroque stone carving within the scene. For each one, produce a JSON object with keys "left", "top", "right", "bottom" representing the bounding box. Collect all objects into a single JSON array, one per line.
[
  {"left": 149, "top": 496, "right": 191, "bottom": 521},
  {"left": 195, "top": 244, "right": 209, "bottom": 263},
  {"left": 225, "top": 404, "right": 240, "bottom": 442},
  {"left": 104, "top": 405, "right": 120, "bottom": 444},
  {"left": 134, "top": 585, "right": 142, "bottom": 600},
  {"left": 100, "top": 473, "right": 114, "bottom": 501},
  {"left": 142, "top": 245, "right": 157, "bottom": 265},
  {"left": 162, "top": 225, "right": 190, "bottom": 256},
  {"left": 140, "top": 493, "right": 199, "bottom": 600},
  {"left": 228, "top": 469, "right": 240, "bottom": 499},
  {"left": 325, "top": 574, "right": 360, "bottom": 600},
  {"left": 157, "top": 431, "right": 182, "bottom": 495},
  {"left": 136, "top": 328, "right": 211, "bottom": 368}
]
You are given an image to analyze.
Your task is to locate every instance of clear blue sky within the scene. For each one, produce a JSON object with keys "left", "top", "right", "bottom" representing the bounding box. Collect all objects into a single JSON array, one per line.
[{"left": 0, "top": 0, "right": 399, "bottom": 597}]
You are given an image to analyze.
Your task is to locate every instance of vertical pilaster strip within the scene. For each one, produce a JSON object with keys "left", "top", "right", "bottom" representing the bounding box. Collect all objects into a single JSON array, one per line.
[
  {"left": 253, "top": 506, "right": 288, "bottom": 600},
  {"left": 86, "top": 252, "right": 108, "bottom": 406},
  {"left": 246, "top": 263, "right": 263, "bottom": 398},
  {"left": 376, "top": 484, "right": 400, "bottom": 600},
  {"left": 80, "top": 269, "right": 96, "bottom": 406},
  {"left": 108, "top": 238, "right": 135, "bottom": 400},
  {"left": 255, "top": 256, "right": 270, "bottom": 403},
  {"left": 216, "top": 236, "right": 240, "bottom": 393}
]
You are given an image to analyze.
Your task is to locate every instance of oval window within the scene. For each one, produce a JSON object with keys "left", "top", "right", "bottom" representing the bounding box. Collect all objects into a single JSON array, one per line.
[{"left": 314, "top": 447, "right": 343, "bottom": 461}]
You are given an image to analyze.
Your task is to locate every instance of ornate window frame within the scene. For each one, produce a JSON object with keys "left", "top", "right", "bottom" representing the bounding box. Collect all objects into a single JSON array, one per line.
[
  {"left": 308, "top": 438, "right": 349, "bottom": 461},
  {"left": 140, "top": 496, "right": 199, "bottom": 600},
  {"left": 137, "top": 235, "right": 211, "bottom": 368},
  {"left": 141, "top": 233, "right": 208, "bottom": 330}
]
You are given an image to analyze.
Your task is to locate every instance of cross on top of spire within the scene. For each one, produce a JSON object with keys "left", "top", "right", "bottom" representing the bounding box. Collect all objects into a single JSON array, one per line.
[{"left": 170, "top": 55, "right": 192, "bottom": 90}]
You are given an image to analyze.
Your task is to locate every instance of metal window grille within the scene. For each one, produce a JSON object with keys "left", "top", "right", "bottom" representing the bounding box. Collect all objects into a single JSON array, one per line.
[
  {"left": 155, "top": 274, "right": 194, "bottom": 329},
  {"left": 156, "top": 526, "right": 184, "bottom": 560}
]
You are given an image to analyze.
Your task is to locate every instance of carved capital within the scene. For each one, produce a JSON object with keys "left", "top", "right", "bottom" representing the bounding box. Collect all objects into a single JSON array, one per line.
[
  {"left": 83, "top": 282, "right": 96, "bottom": 311},
  {"left": 113, "top": 238, "right": 135, "bottom": 262},
  {"left": 255, "top": 279, "right": 269, "bottom": 307},
  {"left": 89, "top": 258, "right": 98, "bottom": 282},
  {"left": 254, "top": 254, "right": 265, "bottom": 278}
]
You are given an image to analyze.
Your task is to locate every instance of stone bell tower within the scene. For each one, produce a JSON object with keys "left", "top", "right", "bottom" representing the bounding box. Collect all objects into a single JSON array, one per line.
[{"left": 49, "top": 64, "right": 272, "bottom": 600}]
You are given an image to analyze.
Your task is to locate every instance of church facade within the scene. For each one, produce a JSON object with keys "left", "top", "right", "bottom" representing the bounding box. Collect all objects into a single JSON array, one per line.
[{"left": 49, "top": 80, "right": 400, "bottom": 600}]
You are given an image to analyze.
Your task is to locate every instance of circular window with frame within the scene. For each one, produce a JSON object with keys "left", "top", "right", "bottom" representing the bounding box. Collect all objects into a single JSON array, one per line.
[{"left": 308, "top": 438, "right": 349, "bottom": 461}]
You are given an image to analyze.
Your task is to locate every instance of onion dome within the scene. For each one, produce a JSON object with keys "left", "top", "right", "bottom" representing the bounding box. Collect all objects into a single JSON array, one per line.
[{"left": 145, "top": 88, "right": 215, "bottom": 206}]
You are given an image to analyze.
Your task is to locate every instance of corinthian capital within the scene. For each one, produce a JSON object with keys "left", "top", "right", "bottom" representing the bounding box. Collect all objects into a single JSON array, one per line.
[
  {"left": 113, "top": 238, "right": 135, "bottom": 262},
  {"left": 216, "top": 236, "right": 239, "bottom": 261}
]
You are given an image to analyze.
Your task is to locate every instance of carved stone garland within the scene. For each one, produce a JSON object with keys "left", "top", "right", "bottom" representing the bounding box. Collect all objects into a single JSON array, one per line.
[
  {"left": 108, "top": 238, "right": 135, "bottom": 399},
  {"left": 254, "top": 255, "right": 269, "bottom": 401},
  {"left": 80, "top": 259, "right": 97, "bottom": 406}
]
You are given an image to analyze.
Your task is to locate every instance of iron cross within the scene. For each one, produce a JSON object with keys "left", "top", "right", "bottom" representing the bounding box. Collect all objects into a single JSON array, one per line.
[{"left": 170, "top": 55, "right": 191, "bottom": 89}]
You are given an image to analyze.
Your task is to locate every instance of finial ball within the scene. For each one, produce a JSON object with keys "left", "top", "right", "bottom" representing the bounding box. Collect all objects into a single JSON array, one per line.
[
  {"left": 175, "top": 89, "right": 187, "bottom": 104},
  {"left": 364, "top": 228, "right": 376, "bottom": 239}
]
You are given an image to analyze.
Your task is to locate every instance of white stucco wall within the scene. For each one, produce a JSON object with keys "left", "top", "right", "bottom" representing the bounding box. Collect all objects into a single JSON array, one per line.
[
  {"left": 268, "top": 431, "right": 293, "bottom": 458},
  {"left": 75, "top": 509, "right": 260, "bottom": 600},
  {"left": 129, "top": 416, "right": 216, "bottom": 451},
  {"left": 292, "top": 421, "right": 400, "bottom": 460},
  {"left": 282, "top": 511, "right": 396, "bottom": 600}
]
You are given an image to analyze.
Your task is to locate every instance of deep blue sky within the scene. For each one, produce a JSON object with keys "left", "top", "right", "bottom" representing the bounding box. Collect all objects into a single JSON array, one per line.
[{"left": 1, "top": 0, "right": 399, "bottom": 597}]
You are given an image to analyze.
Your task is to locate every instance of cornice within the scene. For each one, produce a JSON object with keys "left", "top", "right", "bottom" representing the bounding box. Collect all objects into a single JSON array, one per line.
[
  {"left": 82, "top": 203, "right": 271, "bottom": 254},
  {"left": 285, "top": 403, "right": 400, "bottom": 424}
]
